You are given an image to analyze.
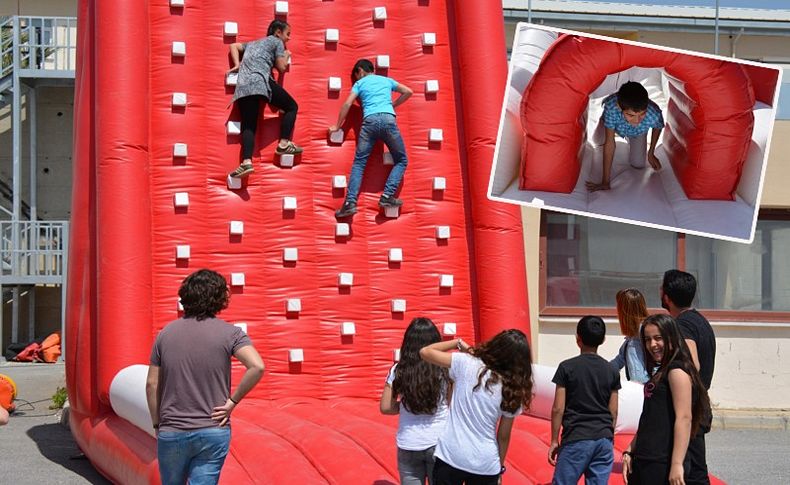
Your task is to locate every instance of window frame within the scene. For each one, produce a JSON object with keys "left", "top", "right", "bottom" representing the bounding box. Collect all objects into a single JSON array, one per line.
[{"left": 538, "top": 209, "right": 790, "bottom": 322}]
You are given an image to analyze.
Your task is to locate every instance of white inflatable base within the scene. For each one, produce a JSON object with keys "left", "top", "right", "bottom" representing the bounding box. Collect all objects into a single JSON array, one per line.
[
  {"left": 110, "top": 364, "right": 156, "bottom": 437},
  {"left": 529, "top": 364, "right": 642, "bottom": 433},
  {"left": 110, "top": 363, "right": 643, "bottom": 436}
]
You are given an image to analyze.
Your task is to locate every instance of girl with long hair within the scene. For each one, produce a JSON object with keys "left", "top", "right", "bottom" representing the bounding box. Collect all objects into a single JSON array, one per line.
[
  {"left": 227, "top": 19, "right": 302, "bottom": 179},
  {"left": 610, "top": 288, "right": 650, "bottom": 383},
  {"left": 622, "top": 314, "right": 711, "bottom": 485},
  {"left": 420, "top": 329, "right": 533, "bottom": 485},
  {"left": 381, "top": 318, "right": 450, "bottom": 485}
]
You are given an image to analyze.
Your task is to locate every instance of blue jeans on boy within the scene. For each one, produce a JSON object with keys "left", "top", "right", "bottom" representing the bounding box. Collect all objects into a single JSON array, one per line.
[
  {"left": 157, "top": 427, "right": 231, "bottom": 485},
  {"left": 346, "top": 113, "right": 408, "bottom": 203},
  {"left": 552, "top": 437, "right": 613, "bottom": 485}
]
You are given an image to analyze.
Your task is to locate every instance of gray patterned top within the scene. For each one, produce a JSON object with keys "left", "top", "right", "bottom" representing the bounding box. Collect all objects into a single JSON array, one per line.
[{"left": 231, "top": 36, "right": 285, "bottom": 103}]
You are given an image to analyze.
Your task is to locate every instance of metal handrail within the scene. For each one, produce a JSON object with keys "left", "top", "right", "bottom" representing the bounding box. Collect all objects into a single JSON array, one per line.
[
  {"left": 0, "top": 220, "right": 68, "bottom": 279},
  {"left": 1, "top": 16, "right": 77, "bottom": 78},
  {"left": 1, "top": 16, "right": 13, "bottom": 78}
]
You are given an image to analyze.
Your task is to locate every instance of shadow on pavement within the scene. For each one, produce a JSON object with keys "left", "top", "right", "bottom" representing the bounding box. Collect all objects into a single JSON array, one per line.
[{"left": 27, "top": 423, "right": 111, "bottom": 484}]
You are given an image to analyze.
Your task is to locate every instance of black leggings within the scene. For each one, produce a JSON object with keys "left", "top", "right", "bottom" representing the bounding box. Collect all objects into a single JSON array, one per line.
[
  {"left": 237, "top": 80, "right": 298, "bottom": 159},
  {"left": 433, "top": 458, "right": 499, "bottom": 485}
]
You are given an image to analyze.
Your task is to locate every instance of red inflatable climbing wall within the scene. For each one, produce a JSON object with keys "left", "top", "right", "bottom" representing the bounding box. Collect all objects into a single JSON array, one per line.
[{"left": 64, "top": 0, "right": 566, "bottom": 483}]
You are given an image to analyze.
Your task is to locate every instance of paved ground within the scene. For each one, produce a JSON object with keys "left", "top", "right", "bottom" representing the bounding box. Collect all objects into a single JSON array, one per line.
[
  {"left": 1, "top": 361, "right": 788, "bottom": 484},
  {"left": 0, "top": 362, "right": 109, "bottom": 484}
]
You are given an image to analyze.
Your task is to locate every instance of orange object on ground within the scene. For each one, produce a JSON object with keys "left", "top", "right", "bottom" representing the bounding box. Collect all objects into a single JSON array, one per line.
[
  {"left": 0, "top": 373, "right": 17, "bottom": 412},
  {"left": 40, "top": 332, "right": 62, "bottom": 363}
]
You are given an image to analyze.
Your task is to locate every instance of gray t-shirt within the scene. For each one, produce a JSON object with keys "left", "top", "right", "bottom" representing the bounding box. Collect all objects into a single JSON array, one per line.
[
  {"left": 232, "top": 36, "right": 286, "bottom": 103},
  {"left": 150, "top": 317, "right": 251, "bottom": 432}
]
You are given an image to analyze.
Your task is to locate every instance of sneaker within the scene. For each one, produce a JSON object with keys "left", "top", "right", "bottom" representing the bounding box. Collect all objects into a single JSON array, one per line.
[
  {"left": 275, "top": 141, "right": 304, "bottom": 155},
  {"left": 378, "top": 195, "right": 403, "bottom": 208},
  {"left": 229, "top": 162, "right": 254, "bottom": 178},
  {"left": 335, "top": 201, "right": 358, "bottom": 218}
]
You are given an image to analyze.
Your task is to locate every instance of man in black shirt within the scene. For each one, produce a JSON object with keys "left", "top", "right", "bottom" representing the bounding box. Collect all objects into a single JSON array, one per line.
[
  {"left": 661, "top": 269, "right": 716, "bottom": 485},
  {"left": 549, "top": 316, "right": 621, "bottom": 485}
]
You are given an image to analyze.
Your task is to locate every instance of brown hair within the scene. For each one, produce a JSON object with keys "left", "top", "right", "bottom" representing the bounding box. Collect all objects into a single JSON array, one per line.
[
  {"left": 616, "top": 288, "right": 648, "bottom": 338},
  {"left": 470, "top": 329, "right": 533, "bottom": 414}
]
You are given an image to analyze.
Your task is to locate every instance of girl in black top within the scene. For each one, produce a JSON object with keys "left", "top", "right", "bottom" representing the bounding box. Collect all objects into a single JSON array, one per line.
[{"left": 622, "top": 314, "right": 710, "bottom": 485}]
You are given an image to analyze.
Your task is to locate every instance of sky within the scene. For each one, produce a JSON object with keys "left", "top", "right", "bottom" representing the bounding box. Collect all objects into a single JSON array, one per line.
[{"left": 574, "top": 0, "right": 790, "bottom": 10}]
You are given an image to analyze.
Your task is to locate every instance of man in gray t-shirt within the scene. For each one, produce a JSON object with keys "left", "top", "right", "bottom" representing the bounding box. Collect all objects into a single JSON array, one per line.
[{"left": 146, "top": 269, "right": 263, "bottom": 485}]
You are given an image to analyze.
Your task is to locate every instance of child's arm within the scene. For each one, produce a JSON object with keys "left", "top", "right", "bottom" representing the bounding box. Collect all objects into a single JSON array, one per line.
[
  {"left": 145, "top": 365, "right": 161, "bottom": 429},
  {"left": 228, "top": 43, "right": 245, "bottom": 73},
  {"left": 622, "top": 435, "right": 637, "bottom": 484},
  {"left": 548, "top": 384, "right": 566, "bottom": 466},
  {"left": 419, "top": 338, "right": 466, "bottom": 368},
  {"left": 668, "top": 369, "right": 693, "bottom": 485},
  {"left": 329, "top": 92, "right": 359, "bottom": 134},
  {"left": 392, "top": 83, "right": 413, "bottom": 109},
  {"left": 497, "top": 416, "right": 515, "bottom": 470},
  {"left": 379, "top": 382, "right": 399, "bottom": 415},
  {"left": 586, "top": 128, "right": 616, "bottom": 192},
  {"left": 274, "top": 50, "right": 290, "bottom": 73},
  {"left": 609, "top": 389, "right": 619, "bottom": 432},
  {"left": 610, "top": 339, "right": 626, "bottom": 370},
  {"left": 647, "top": 128, "right": 662, "bottom": 170}
]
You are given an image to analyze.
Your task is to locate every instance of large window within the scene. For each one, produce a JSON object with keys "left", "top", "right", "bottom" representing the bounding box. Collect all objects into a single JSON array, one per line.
[
  {"left": 541, "top": 211, "right": 790, "bottom": 319},
  {"left": 686, "top": 217, "right": 790, "bottom": 312}
]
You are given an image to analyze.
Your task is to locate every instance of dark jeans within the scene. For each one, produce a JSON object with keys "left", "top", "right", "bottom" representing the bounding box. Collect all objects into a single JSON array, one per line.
[
  {"left": 346, "top": 113, "right": 408, "bottom": 203},
  {"left": 157, "top": 427, "right": 231, "bottom": 485},
  {"left": 552, "top": 438, "right": 613, "bottom": 485},
  {"left": 433, "top": 457, "right": 499, "bottom": 485},
  {"left": 237, "top": 80, "right": 298, "bottom": 159},
  {"left": 685, "top": 432, "right": 710, "bottom": 485}
]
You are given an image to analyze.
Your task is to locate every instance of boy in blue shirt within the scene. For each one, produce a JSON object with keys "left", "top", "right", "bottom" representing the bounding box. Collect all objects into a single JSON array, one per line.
[
  {"left": 549, "top": 316, "right": 621, "bottom": 485},
  {"left": 330, "top": 59, "right": 413, "bottom": 218},
  {"left": 586, "top": 81, "right": 664, "bottom": 192}
]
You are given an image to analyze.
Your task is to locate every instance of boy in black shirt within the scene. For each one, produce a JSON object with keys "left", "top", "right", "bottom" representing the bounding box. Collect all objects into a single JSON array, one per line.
[
  {"left": 549, "top": 316, "right": 621, "bottom": 485},
  {"left": 661, "top": 269, "right": 716, "bottom": 484}
]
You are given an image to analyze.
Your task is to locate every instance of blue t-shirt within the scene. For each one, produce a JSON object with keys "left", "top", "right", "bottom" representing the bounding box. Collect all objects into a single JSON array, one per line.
[
  {"left": 352, "top": 74, "right": 399, "bottom": 119},
  {"left": 602, "top": 93, "right": 664, "bottom": 138}
]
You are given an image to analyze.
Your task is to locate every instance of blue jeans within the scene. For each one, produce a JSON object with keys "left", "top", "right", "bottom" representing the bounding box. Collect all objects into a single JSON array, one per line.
[
  {"left": 157, "top": 427, "right": 231, "bottom": 485},
  {"left": 346, "top": 113, "right": 408, "bottom": 203},
  {"left": 552, "top": 437, "right": 613, "bottom": 485}
]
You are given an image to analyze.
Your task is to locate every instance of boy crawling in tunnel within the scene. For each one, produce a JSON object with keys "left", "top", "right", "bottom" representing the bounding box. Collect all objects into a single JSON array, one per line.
[{"left": 586, "top": 81, "right": 665, "bottom": 192}]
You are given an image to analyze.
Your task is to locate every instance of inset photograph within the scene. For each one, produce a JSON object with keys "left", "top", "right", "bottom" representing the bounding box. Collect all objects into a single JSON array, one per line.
[{"left": 490, "top": 23, "right": 783, "bottom": 243}]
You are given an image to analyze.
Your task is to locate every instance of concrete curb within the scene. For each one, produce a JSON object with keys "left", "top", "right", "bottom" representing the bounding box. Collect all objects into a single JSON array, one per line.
[{"left": 712, "top": 410, "right": 790, "bottom": 430}]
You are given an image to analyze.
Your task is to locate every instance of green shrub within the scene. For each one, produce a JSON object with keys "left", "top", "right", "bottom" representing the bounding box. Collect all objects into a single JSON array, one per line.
[{"left": 50, "top": 386, "right": 67, "bottom": 409}]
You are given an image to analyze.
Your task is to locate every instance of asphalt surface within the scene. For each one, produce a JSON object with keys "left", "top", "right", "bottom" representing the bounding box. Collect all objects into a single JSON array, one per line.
[{"left": 0, "top": 362, "right": 788, "bottom": 484}]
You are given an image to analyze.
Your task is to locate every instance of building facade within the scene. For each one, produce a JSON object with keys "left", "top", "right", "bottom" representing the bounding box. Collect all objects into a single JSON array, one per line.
[{"left": 504, "top": 0, "right": 790, "bottom": 409}]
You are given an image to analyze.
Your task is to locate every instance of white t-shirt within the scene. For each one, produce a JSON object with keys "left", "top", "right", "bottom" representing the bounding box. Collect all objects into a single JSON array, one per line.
[
  {"left": 434, "top": 353, "right": 521, "bottom": 475},
  {"left": 386, "top": 364, "right": 449, "bottom": 451}
]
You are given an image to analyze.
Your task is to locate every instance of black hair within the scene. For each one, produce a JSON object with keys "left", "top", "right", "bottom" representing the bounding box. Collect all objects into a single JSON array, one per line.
[
  {"left": 577, "top": 315, "right": 606, "bottom": 347},
  {"left": 267, "top": 19, "right": 289, "bottom": 37},
  {"left": 178, "top": 269, "right": 229, "bottom": 321},
  {"left": 662, "top": 269, "right": 697, "bottom": 308},
  {"left": 616, "top": 81, "right": 649, "bottom": 112},
  {"left": 392, "top": 317, "right": 449, "bottom": 415},
  {"left": 470, "top": 329, "right": 534, "bottom": 414},
  {"left": 352, "top": 59, "right": 375, "bottom": 78},
  {"left": 641, "top": 314, "right": 711, "bottom": 436}
]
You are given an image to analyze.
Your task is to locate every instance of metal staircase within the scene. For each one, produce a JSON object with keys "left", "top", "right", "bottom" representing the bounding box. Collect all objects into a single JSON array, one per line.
[{"left": 1, "top": 15, "right": 75, "bottom": 354}]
